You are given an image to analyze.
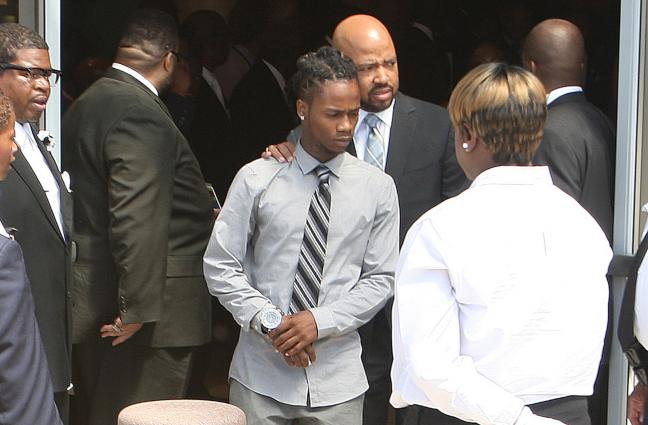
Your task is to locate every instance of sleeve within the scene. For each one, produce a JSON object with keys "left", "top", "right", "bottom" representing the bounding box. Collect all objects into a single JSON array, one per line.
[
  {"left": 391, "top": 219, "right": 529, "bottom": 425},
  {"left": 533, "top": 128, "right": 582, "bottom": 200},
  {"left": 441, "top": 126, "right": 469, "bottom": 200},
  {"left": 203, "top": 165, "right": 273, "bottom": 331},
  {"left": 0, "top": 241, "right": 62, "bottom": 425},
  {"left": 104, "top": 104, "right": 176, "bottom": 325},
  {"left": 309, "top": 177, "right": 399, "bottom": 339}
]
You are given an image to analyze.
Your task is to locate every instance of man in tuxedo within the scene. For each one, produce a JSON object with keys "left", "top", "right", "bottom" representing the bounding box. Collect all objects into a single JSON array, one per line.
[
  {"left": 523, "top": 19, "right": 614, "bottom": 242},
  {"left": 523, "top": 19, "right": 616, "bottom": 425},
  {"left": 0, "top": 92, "right": 62, "bottom": 425},
  {"left": 0, "top": 23, "right": 73, "bottom": 422},
  {"left": 268, "top": 14, "right": 467, "bottom": 425},
  {"left": 63, "top": 10, "right": 214, "bottom": 425}
]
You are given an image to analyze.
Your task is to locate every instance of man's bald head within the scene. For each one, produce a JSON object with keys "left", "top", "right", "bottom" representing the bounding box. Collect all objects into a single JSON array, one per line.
[
  {"left": 522, "top": 19, "right": 586, "bottom": 92},
  {"left": 332, "top": 15, "right": 399, "bottom": 112}
]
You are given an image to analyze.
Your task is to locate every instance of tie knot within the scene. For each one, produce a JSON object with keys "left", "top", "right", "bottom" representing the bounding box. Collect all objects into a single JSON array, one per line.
[
  {"left": 315, "top": 166, "right": 330, "bottom": 183},
  {"left": 365, "top": 113, "right": 381, "bottom": 130}
]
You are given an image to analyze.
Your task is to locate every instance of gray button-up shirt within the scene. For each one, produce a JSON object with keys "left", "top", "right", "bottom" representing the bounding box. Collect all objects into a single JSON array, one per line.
[{"left": 203, "top": 143, "right": 399, "bottom": 407}]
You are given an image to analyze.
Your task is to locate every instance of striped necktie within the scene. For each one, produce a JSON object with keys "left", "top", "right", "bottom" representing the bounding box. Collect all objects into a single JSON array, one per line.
[
  {"left": 365, "top": 113, "right": 384, "bottom": 169},
  {"left": 289, "top": 166, "right": 331, "bottom": 313}
]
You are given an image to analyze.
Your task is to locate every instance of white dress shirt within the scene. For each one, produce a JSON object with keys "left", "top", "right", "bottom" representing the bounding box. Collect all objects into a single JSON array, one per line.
[
  {"left": 203, "top": 143, "right": 399, "bottom": 407},
  {"left": 354, "top": 100, "right": 395, "bottom": 168},
  {"left": 633, "top": 204, "right": 648, "bottom": 348},
  {"left": 391, "top": 166, "right": 611, "bottom": 425},
  {"left": 546, "top": 86, "right": 583, "bottom": 106},
  {"left": 14, "top": 122, "right": 65, "bottom": 238},
  {"left": 202, "top": 66, "right": 228, "bottom": 112}
]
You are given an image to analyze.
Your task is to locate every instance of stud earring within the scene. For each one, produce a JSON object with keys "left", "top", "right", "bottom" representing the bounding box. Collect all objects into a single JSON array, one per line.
[
  {"left": 462, "top": 142, "right": 469, "bottom": 151},
  {"left": 299, "top": 115, "right": 304, "bottom": 121}
]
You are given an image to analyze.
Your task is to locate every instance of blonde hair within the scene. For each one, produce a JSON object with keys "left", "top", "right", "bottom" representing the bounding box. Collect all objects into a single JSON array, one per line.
[{"left": 448, "top": 63, "right": 547, "bottom": 165}]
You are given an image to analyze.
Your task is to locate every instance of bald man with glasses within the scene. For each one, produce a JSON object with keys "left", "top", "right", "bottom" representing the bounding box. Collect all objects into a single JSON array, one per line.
[{"left": 0, "top": 23, "right": 73, "bottom": 423}]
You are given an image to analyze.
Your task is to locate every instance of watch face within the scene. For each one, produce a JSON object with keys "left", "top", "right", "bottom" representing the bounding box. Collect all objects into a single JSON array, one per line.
[{"left": 261, "top": 309, "right": 282, "bottom": 332}]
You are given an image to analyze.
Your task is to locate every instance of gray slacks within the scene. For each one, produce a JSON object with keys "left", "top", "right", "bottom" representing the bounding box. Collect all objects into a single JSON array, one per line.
[{"left": 229, "top": 379, "right": 364, "bottom": 425}]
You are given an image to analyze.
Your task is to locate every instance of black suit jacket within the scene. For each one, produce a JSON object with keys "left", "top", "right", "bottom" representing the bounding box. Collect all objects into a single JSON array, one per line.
[
  {"left": 533, "top": 91, "right": 615, "bottom": 241},
  {"left": 63, "top": 68, "right": 213, "bottom": 348},
  {"left": 0, "top": 127, "right": 72, "bottom": 393},
  {"left": 229, "top": 60, "right": 297, "bottom": 177},
  {"left": 0, "top": 233, "right": 62, "bottom": 425},
  {"left": 291, "top": 92, "right": 467, "bottom": 244},
  {"left": 190, "top": 77, "right": 234, "bottom": 201}
]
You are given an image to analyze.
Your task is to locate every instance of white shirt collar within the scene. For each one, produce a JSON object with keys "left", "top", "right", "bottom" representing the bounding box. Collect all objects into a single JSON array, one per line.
[
  {"left": 112, "top": 63, "right": 158, "bottom": 96},
  {"left": 14, "top": 122, "right": 36, "bottom": 151},
  {"left": 358, "top": 98, "right": 395, "bottom": 131},
  {"left": 471, "top": 165, "right": 553, "bottom": 188},
  {"left": 262, "top": 60, "right": 287, "bottom": 100},
  {"left": 546, "top": 86, "right": 583, "bottom": 105},
  {"left": 0, "top": 219, "right": 9, "bottom": 238}
]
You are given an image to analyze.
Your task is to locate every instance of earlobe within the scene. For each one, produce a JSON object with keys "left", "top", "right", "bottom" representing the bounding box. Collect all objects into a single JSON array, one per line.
[
  {"left": 296, "top": 99, "right": 307, "bottom": 121},
  {"left": 461, "top": 124, "right": 475, "bottom": 152}
]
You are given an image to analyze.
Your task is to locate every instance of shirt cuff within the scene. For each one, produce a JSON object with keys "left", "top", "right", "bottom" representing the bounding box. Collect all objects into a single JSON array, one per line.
[
  {"left": 249, "top": 302, "right": 273, "bottom": 335},
  {"left": 309, "top": 306, "right": 335, "bottom": 339}
]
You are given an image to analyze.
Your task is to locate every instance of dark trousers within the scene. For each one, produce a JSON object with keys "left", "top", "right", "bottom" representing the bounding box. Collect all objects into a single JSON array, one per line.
[
  {"left": 406, "top": 396, "right": 590, "bottom": 425},
  {"left": 54, "top": 390, "right": 70, "bottom": 425},
  {"left": 359, "top": 306, "right": 394, "bottom": 425},
  {"left": 71, "top": 338, "right": 195, "bottom": 425}
]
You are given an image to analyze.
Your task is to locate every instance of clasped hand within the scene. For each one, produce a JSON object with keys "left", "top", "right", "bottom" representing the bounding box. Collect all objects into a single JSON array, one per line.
[
  {"left": 100, "top": 316, "right": 143, "bottom": 346},
  {"left": 268, "top": 310, "right": 318, "bottom": 368}
]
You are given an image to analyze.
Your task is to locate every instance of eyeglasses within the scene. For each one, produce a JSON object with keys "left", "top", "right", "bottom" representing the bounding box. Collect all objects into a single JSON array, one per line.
[
  {"left": 356, "top": 59, "right": 397, "bottom": 75},
  {"left": 0, "top": 63, "right": 62, "bottom": 86}
]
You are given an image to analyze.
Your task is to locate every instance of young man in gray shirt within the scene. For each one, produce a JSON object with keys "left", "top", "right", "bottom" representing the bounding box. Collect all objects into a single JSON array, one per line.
[{"left": 203, "top": 46, "right": 399, "bottom": 424}]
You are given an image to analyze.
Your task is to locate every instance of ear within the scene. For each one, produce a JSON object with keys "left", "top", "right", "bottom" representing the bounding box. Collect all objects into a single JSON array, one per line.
[
  {"left": 163, "top": 51, "right": 174, "bottom": 72},
  {"left": 462, "top": 123, "right": 474, "bottom": 142},
  {"left": 296, "top": 98, "right": 307, "bottom": 120}
]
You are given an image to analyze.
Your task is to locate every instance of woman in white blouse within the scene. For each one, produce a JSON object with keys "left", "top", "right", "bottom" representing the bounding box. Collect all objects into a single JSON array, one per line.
[{"left": 391, "top": 63, "right": 612, "bottom": 425}]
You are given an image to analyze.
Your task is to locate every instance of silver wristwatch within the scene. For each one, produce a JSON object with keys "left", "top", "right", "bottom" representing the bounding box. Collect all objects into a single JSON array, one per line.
[{"left": 259, "top": 306, "right": 283, "bottom": 334}]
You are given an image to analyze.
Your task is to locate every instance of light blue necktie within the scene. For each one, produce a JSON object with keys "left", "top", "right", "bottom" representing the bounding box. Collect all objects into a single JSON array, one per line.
[{"left": 364, "top": 114, "right": 384, "bottom": 170}]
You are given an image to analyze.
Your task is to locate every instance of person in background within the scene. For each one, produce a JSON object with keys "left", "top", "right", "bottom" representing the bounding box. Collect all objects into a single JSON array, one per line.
[
  {"left": 204, "top": 45, "right": 399, "bottom": 425},
  {"left": 265, "top": 14, "right": 468, "bottom": 425},
  {"left": 391, "top": 63, "right": 612, "bottom": 425},
  {"left": 0, "top": 22, "right": 73, "bottom": 423},
  {"left": 0, "top": 91, "right": 62, "bottom": 425},
  {"left": 63, "top": 10, "right": 213, "bottom": 425}
]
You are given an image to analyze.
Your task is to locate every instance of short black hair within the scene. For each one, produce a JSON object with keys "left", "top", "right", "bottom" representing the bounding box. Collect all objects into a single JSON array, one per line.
[
  {"left": 119, "top": 8, "right": 179, "bottom": 59},
  {"left": 291, "top": 46, "right": 357, "bottom": 103},
  {"left": 0, "top": 23, "right": 48, "bottom": 63},
  {"left": 0, "top": 90, "right": 14, "bottom": 132}
]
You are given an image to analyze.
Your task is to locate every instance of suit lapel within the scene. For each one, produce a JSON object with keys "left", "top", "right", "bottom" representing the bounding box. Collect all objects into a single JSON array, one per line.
[
  {"left": 385, "top": 92, "right": 416, "bottom": 179},
  {"left": 10, "top": 148, "right": 64, "bottom": 242},
  {"left": 30, "top": 126, "right": 72, "bottom": 240}
]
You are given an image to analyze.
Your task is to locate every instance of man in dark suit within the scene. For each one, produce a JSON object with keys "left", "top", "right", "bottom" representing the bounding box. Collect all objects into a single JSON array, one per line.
[
  {"left": 523, "top": 19, "right": 615, "bottom": 425},
  {"left": 63, "top": 10, "right": 213, "bottom": 425},
  {"left": 268, "top": 15, "right": 467, "bottom": 425},
  {"left": 0, "top": 90, "right": 62, "bottom": 425},
  {"left": 523, "top": 19, "right": 614, "bottom": 242},
  {"left": 229, "top": 19, "right": 304, "bottom": 177},
  {"left": 0, "top": 23, "right": 73, "bottom": 422},
  {"left": 180, "top": 10, "right": 233, "bottom": 201}
]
